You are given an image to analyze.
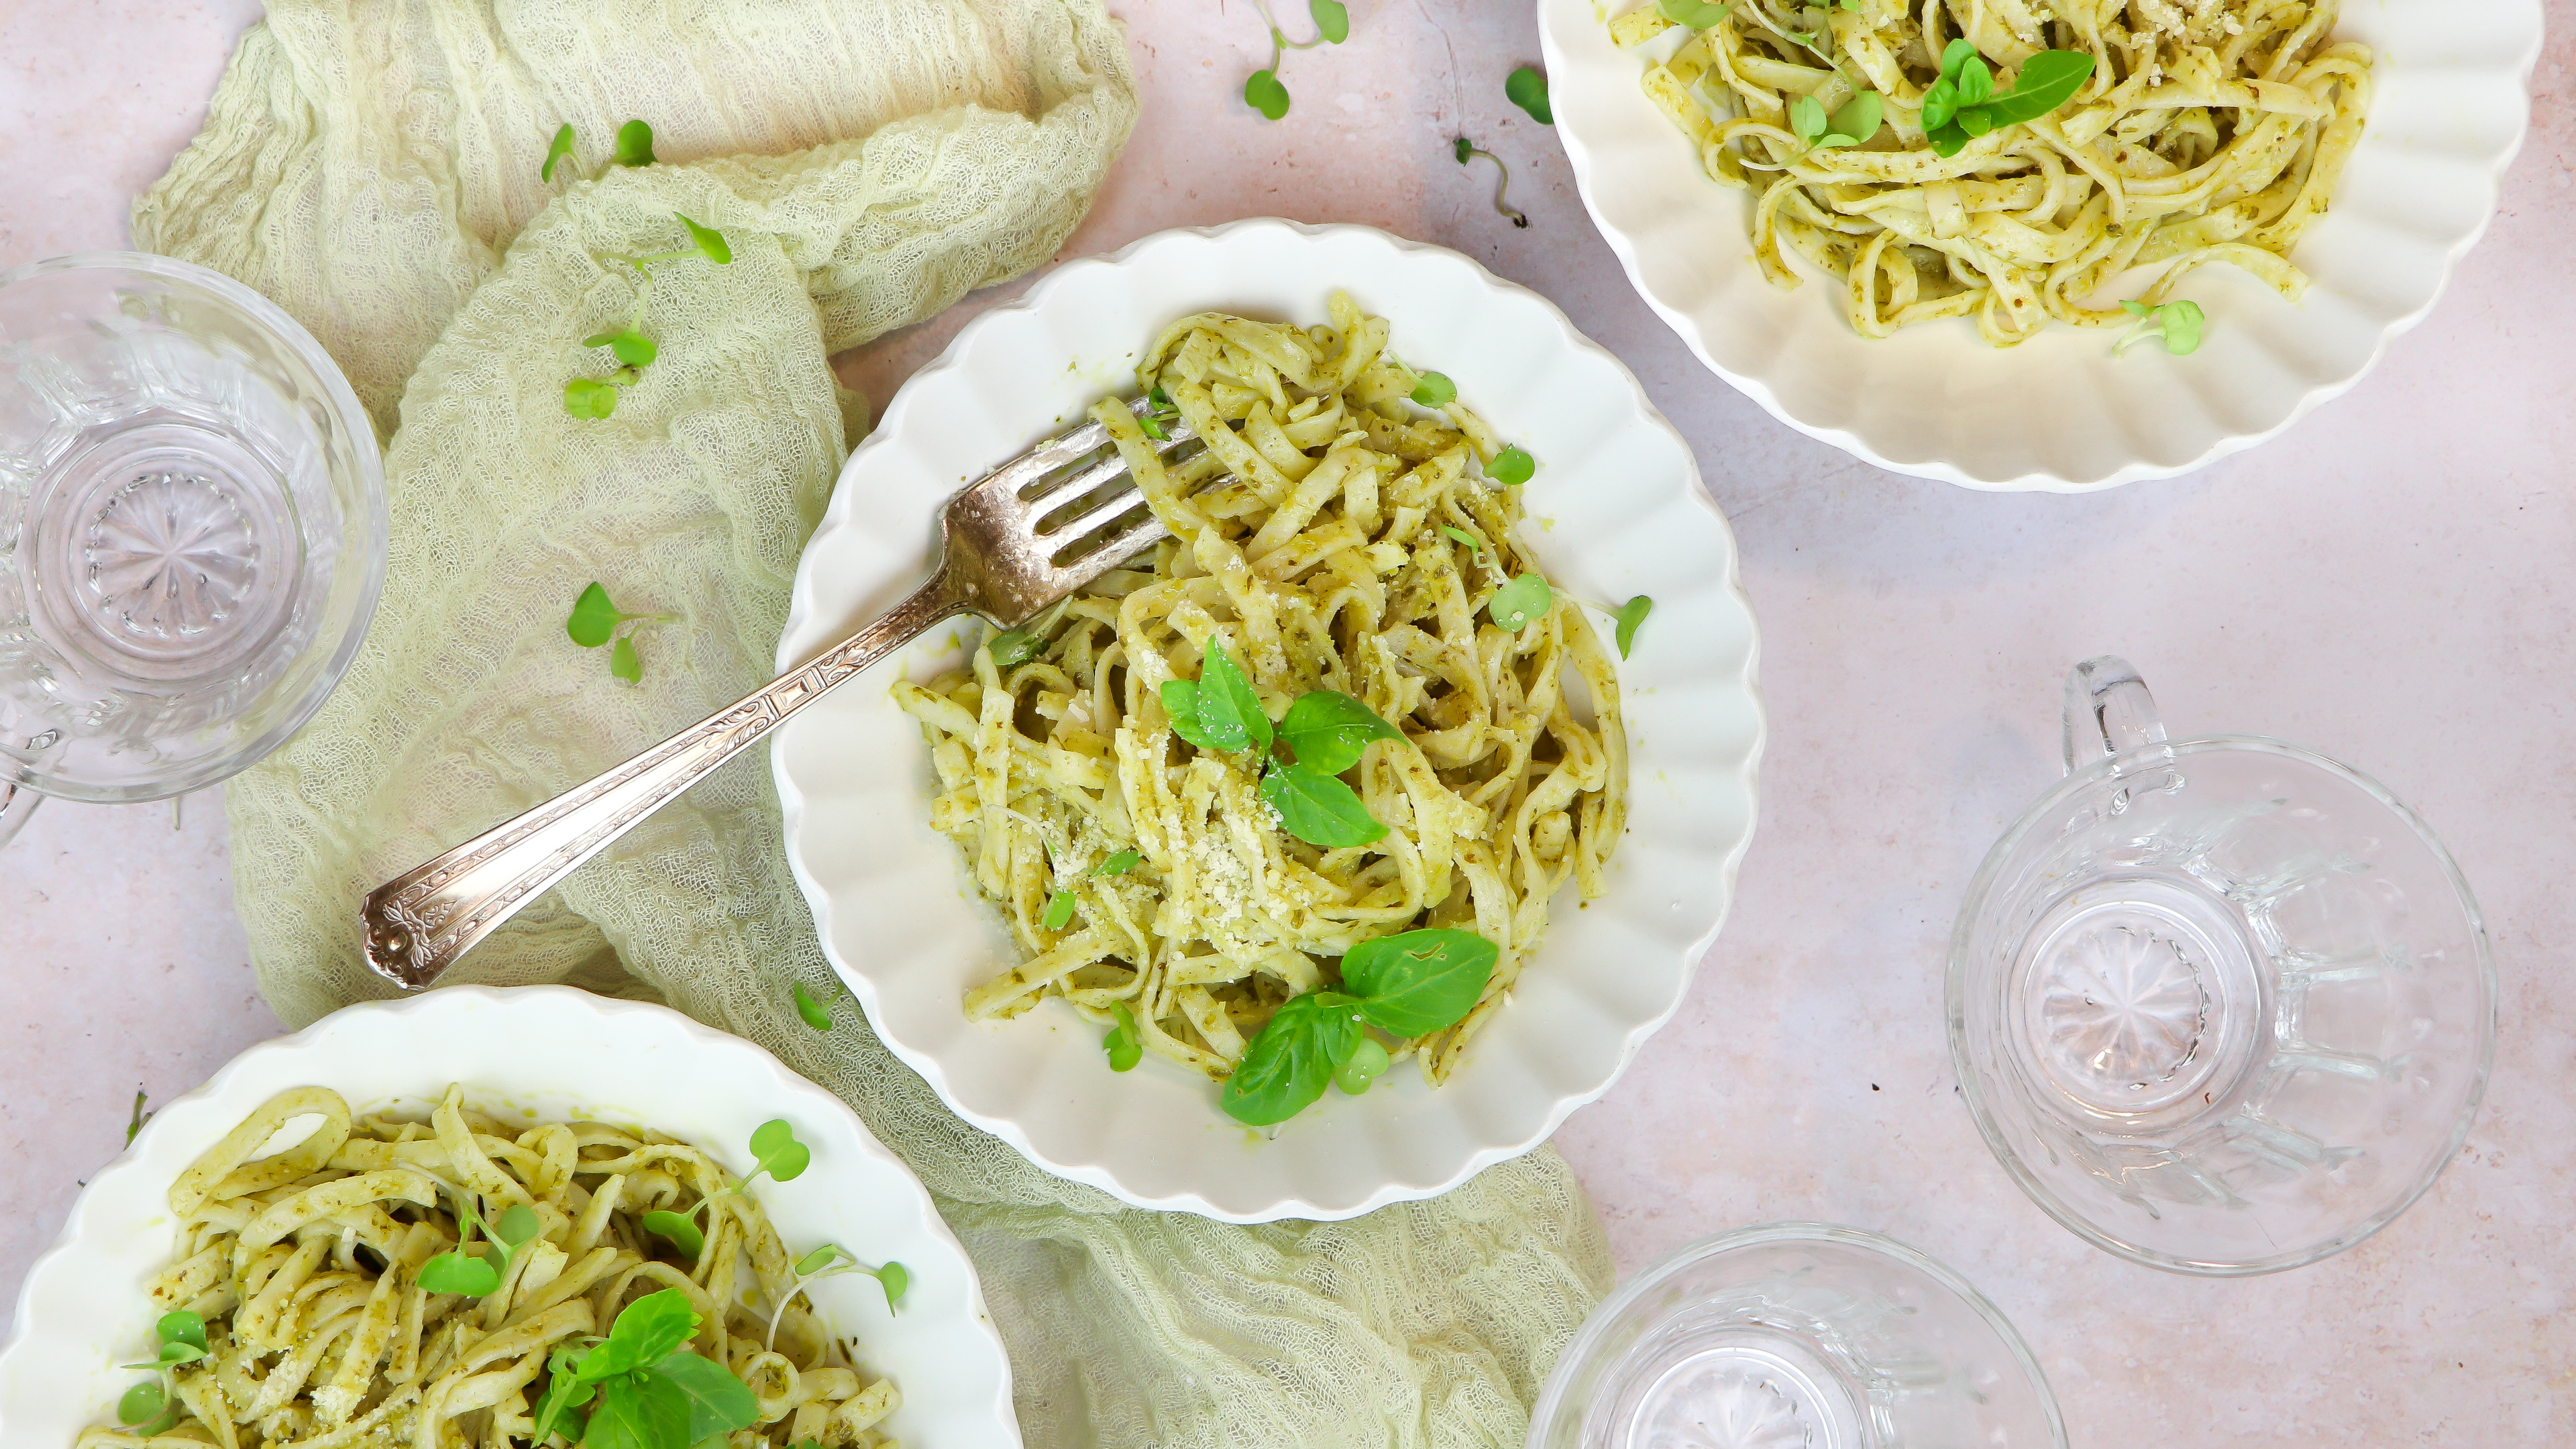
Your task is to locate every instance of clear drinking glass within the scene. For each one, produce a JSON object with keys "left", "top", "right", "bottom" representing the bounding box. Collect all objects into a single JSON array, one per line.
[
  {"left": 0, "top": 253, "right": 384, "bottom": 809},
  {"left": 1527, "top": 1223, "right": 2066, "bottom": 1449},
  {"left": 1949, "top": 657, "right": 2495, "bottom": 1275}
]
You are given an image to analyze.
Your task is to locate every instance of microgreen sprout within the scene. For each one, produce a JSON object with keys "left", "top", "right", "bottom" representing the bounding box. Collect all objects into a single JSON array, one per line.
[
  {"left": 1489, "top": 573, "right": 1554, "bottom": 632},
  {"left": 792, "top": 981, "right": 833, "bottom": 1031},
  {"left": 1104, "top": 1002, "right": 1143, "bottom": 1071},
  {"left": 764, "top": 1243, "right": 909, "bottom": 1351},
  {"left": 1041, "top": 890, "right": 1079, "bottom": 932},
  {"left": 566, "top": 582, "right": 674, "bottom": 683},
  {"left": 1221, "top": 928, "right": 1500, "bottom": 1124},
  {"left": 125, "top": 1089, "right": 151, "bottom": 1146},
  {"left": 562, "top": 207, "right": 733, "bottom": 419},
  {"left": 418, "top": 1197, "right": 541, "bottom": 1298},
  {"left": 985, "top": 624, "right": 1046, "bottom": 668},
  {"left": 1242, "top": 0, "right": 1350, "bottom": 120},
  {"left": 1410, "top": 371, "right": 1457, "bottom": 408},
  {"left": 1137, "top": 385, "right": 1181, "bottom": 440},
  {"left": 1506, "top": 66, "right": 1552, "bottom": 125},
  {"left": 1488, "top": 445, "right": 1536, "bottom": 486},
  {"left": 1789, "top": 90, "right": 1881, "bottom": 151},
  {"left": 1919, "top": 40, "right": 2095, "bottom": 158},
  {"left": 1658, "top": 0, "right": 1736, "bottom": 27},
  {"left": 2113, "top": 298, "right": 2206, "bottom": 357},
  {"left": 539, "top": 119, "right": 664, "bottom": 186},
  {"left": 638, "top": 1119, "right": 816, "bottom": 1265},
  {"left": 1441, "top": 524, "right": 1485, "bottom": 557},
  {"left": 1613, "top": 595, "right": 1654, "bottom": 658},
  {"left": 1452, "top": 137, "right": 1529, "bottom": 229},
  {"left": 114, "top": 1311, "right": 207, "bottom": 1436}
]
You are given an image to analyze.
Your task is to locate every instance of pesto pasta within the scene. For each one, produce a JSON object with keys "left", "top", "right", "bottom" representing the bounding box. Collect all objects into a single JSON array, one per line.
[
  {"left": 894, "top": 295, "right": 1627, "bottom": 1093},
  {"left": 82, "top": 1086, "right": 898, "bottom": 1449},
  {"left": 1615, "top": 0, "right": 2372, "bottom": 345}
]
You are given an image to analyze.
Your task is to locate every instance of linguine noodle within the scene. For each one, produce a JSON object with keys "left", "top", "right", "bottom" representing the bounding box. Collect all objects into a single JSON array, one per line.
[
  {"left": 895, "top": 294, "right": 1627, "bottom": 1089},
  {"left": 82, "top": 1086, "right": 898, "bottom": 1449},
  {"left": 1613, "top": 0, "right": 2373, "bottom": 344}
]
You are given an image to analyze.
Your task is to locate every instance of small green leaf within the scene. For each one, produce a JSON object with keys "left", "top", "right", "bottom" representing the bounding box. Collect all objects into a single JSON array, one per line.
[
  {"left": 1105, "top": 1002, "right": 1142, "bottom": 1071},
  {"left": 653, "top": 1352, "right": 760, "bottom": 1442},
  {"left": 1488, "top": 572, "right": 1554, "bottom": 632},
  {"left": 1340, "top": 928, "right": 1499, "bottom": 1037},
  {"left": 874, "top": 1262, "right": 908, "bottom": 1309},
  {"left": 126, "top": 1089, "right": 152, "bottom": 1145},
  {"left": 117, "top": 1381, "right": 166, "bottom": 1428},
  {"left": 676, "top": 213, "right": 731, "bottom": 265},
  {"left": 1246, "top": 69, "right": 1291, "bottom": 121},
  {"left": 582, "top": 1373, "right": 688, "bottom": 1449},
  {"left": 613, "top": 119, "right": 657, "bottom": 168},
  {"left": 495, "top": 1203, "right": 543, "bottom": 1250},
  {"left": 1277, "top": 690, "right": 1403, "bottom": 775},
  {"left": 1258, "top": 761, "right": 1388, "bottom": 847},
  {"left": 419, "top": 1249, "right": 502, "bottom": 1298},
  {"left": 794, "top": 1244, "right": 847, "bottom": 1277},
  {"left": 792, "top": 981, "right": 833, "bottom": 1030},
  {"left": 1977, "top": 50, "right": 2096, "bottom": 127},
  {"left": 1506, "top": 66, "right": 1552, "bottom": 125},
  {"left": 531, "top": 1363, "right": 598, "bottom": 1445},
  {"left": 1827, "top": 91, "right": 1881, "bottom": 145},
  {"left": 154, "top": 1341, "right": 206, "bottom": 1367},
  {"left": 1138, "top": 409, "right": 1167, "bottom": 440},
  {"left": 590, "top": 1289, "right": 702, "bottom": 1378},
  {"left": 1488, "top": 446, "right": 1535, "bottom": 486},
  {"left": 1789, "top": 93, "right": 1827, "bottom": 144},
  {"left": 1191, "top": 642, "right": 1271, "bottom": 755},
  {"left": 986, "top": 625, "right": 1044, "bottom": 667},
  {"left": 1441, "top": 524, "right": 1484, "bottom": 557},
  {"left": 2121, "top": 299, "right": 2152, "bottom": 318},
  {"left": 1095, "top": 849, "right": 1142, "bottom": 877},
  {"left": 156, "top": 1311, "right": 209, "bottom": 1353},
  {"left": 603, "top": 331, "right": 657, "bottom": 367},
  {"left": 1410, "top": 371, "right": 1457, "bottom": 408},
  {"left": 1927, "top": 120, "right": 1971, "bottom": 157},
  {"left": 564, "top": 377, "right": 621, "bottom": 420},
  {"left": 1954, "top": 54, "right": 1996, "bottom": 107},
  {"left": 1160, "top": 678, "right": 1216, "bottom": 749},
  {"left": 1041, "top": 890, "right": 1078, "bottom": 932},
  {"left": 1454, "top": 135, "right": 1474, "bottom": 164},
  {"left": 1921, "top": 77, "right": 1960, "bottom": 133},
  {"left": 1613, "top": 595, "right": 1653, "bottom": 658},
  {"left": 1309, "top": 0, "right": 1349, "bottom": 43},
  {"left": 1939, "top": 38, "right": 1978, "bottom": 80},
  {"left": 1334, "top": 1036, "right": 1390, "bottom": 1095},
  {"left": 1220, "top": 991, "right": 1362, "bottom": 1125},
  {"left": 609, "top": 635, "right": 643, "bottom": 684},
  {"left": 1658, "top": 0, "right": 1735, "bottom": 30},
  {"left": 542, "top": 122, "right": 578, "bottom": 182},
  {"left": 641, "top": 1210, "right": 704, "bottom": 1259},
  {"left": 2159, "top": 299, "right": 2205, "bottom": 354},
  {"left": 748, "top": 1119, "right": 810, "bottom": 1183}
]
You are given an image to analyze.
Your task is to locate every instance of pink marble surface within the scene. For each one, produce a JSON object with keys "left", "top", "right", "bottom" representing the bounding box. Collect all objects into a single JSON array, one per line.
[{"left": 5, "top": 1, "right": 2573, "bottom": 1444}]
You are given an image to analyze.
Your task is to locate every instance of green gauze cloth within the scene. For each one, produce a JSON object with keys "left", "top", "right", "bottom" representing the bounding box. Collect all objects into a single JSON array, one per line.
[{"left": 134, "top": 3, "right": 1613, "bottom": 1445}]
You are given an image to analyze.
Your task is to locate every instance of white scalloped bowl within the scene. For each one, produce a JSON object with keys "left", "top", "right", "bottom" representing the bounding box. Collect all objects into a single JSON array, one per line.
[
  {"left": 0, "top": 987, "right": 1020, "bottom": 1449},
  {"left": 773, "top": 218, "right": 1764, "bottom": 1222},
  {"left": 1538, "top": 0, "right": 2544, "bottom": 490}
]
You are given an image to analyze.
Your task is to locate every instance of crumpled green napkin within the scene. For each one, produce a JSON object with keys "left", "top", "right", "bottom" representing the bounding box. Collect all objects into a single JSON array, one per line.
[{"left": 135, "top": 3, "right": 1613, "bottom": 1444}]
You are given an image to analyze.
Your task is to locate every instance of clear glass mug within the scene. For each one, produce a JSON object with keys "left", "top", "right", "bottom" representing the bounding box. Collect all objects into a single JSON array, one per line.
[
  {"left": 1949, "top": 657, "right": 2496, "bottom": 1275},
  {"left": 0, "top": 252, "right": 384, "bottom": 819},
  {"left": 1527, "top": 1222, "right": 2065, "bottom": 1449}
]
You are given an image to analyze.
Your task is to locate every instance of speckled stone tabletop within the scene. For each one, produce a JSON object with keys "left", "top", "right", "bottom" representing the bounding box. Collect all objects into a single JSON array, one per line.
[{"left": 5, "top": 3, "right": 2573, "bottom": 1443}]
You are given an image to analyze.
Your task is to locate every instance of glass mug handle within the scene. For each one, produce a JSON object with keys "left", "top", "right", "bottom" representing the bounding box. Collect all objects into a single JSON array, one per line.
[{"left": 2061, "top": 655, "right": 2168, "bottom": 775}]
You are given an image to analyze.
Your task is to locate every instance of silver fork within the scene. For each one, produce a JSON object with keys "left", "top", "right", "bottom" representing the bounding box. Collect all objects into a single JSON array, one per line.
[{"left": 360, "top": 399, "right": 1194, "bottom": 989}]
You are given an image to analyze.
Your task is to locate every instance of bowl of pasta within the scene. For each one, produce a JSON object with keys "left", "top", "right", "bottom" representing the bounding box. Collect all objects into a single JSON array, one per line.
[
  {"left": 0, "top": 985, "right": 1020, "bottom": 1449},
  {"left": 1538, "top": 0, "right": 2543, "bottom": 490},
  {"left": 772, "top": 218, "right": 1764, "bottom": 1222}
]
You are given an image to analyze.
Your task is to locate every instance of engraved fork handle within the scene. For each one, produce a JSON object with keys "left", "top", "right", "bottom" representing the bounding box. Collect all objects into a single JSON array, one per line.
[{"left": 360, "top": 568, "right": 967, "bottom": 989}]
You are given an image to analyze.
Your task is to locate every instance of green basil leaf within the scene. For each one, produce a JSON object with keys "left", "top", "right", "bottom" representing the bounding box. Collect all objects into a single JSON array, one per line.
[
  {"left": 1613, "top": 595, "right": 1653, "bottom": 659},
  {"left": 1938, "top": 38, "right": 1977, "bottom": 80},
  {"left": 1220, "top": 991, "right": 1362, "bottom": 1125},
  {"left": 1927, "top": 121, "right": 1970, "bottom": 158},
  {"left": 1487, "top": 445, "right": 1536, "bottom": 486},
  {"left": 1258, "top": 762, "right": 1387, "bottom": 848},
  {"left": 1160, "top": 678, "right": 1221, "bottom": 750},
  {"left": 676, "top": 213, "right": 731, "bottom": 265},
  {"left": 588, "top": 1289, "right": 700, "bottom": 1379},
  {"left": 582, "top": 1374, "right": 688, "bottom": 1449},
  {"left": 1277, "top": 690, "right": 1404, "bottom": 775},
  {"left": 1106, "top": 1002, "right": 1142, "bottom": 1071},
  {"left": 1340, "top": 928, "right": 1499, "bottom": 1037},
  {"left": 1193, "top": 642, "right": 1271, "bottom": 755},
  {"left": 541, "top": 123, "right": 578, "bottom": 183},
  {"left": 1246, "top": 68, "right": 1291, "bottom": 121},
  {"left": 1310, "top": 0, "right": 1350, "bottom": 44},
  {"left": 749, "top": 1118, "right": 810, "bottom": 1183},
  {"left": 1409, "top": 370, "right": 1457, "bottom": 408},
  {"left": 1957, "top": 105, "right": 1996, "bottom": 138},
  {"left": 565, "top": 376, "right": 621, "bottom": 420},
  {"left": 652, "top": 1352, "right": 760, "bottom": 1442},
  {"left": 1488, "top": 572, "right": 1553, "bottom": 632},
  {"left": 1827, "top": 91, "right": 1881, "bottom": 144},
  {"left": 641, "top": 1210, "right": 704, "bottom": 1259},
  {"left": 1954, "top": 54, "right": 1995, "bottom": 106},
  {"left": 157, "top": 1311, "right": 209, "bottom": 1353},
  {"left": 1977, "top": 50, "right": 2096, "bottom": 127},
  {"left": 531, "top": 1364, "right": 598, "bottom": 1446},
  {"left": 1506, "top": 66, "right": 1552, "bottom": 125},
  {"left": 1920, "top": 78, "right": 1958, "bottom": 133},
  {"left": 613, "top": 119, "right": 657, "bottom": 168},
  {"left": 418, "top": 1250, "right": 501, "bottom": 1298}
]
